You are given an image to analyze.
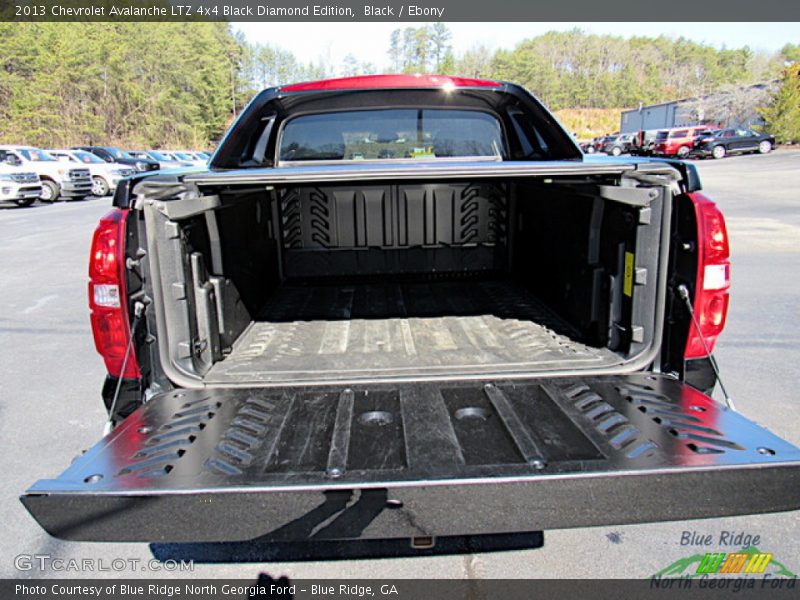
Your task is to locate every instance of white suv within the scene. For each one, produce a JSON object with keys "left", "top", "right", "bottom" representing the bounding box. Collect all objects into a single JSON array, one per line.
[
  {"left": 48, "top": 149, "right": 136, "bottom": 197},
  {"left": 0, "top": 146, "right": 92, "bottom": 202},
  {"left": 0, "top": 160, "right": 42, "bottom": 207}
]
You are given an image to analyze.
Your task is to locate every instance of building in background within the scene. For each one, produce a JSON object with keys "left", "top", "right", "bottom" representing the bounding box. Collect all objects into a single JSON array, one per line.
[{"left": 620, "top": 81, "right": 776, "bottom": 133}]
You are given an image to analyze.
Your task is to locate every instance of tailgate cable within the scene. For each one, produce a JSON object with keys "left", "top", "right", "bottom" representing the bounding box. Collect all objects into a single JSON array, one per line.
[
  {"left": 677, "top": 284, "right": 735, "bottom": 410},
  {"left": 103, "top": 301, "right": 146, "bottom": 436}
]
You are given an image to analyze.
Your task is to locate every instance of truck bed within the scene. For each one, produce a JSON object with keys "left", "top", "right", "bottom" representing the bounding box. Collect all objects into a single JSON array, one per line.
[{"left": 204, "top": 278, "right": 622, "bottom": 385}]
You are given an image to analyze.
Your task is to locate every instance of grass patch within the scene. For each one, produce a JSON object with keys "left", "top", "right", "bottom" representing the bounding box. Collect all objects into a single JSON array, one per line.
[{"left": 554, "top": 108, "right": 627, "bottom": 141}]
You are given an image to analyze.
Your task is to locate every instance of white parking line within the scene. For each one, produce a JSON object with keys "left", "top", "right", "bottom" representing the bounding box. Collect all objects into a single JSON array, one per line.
[{"left": 22, "top": 294, "right": 58, "bottom": 314}]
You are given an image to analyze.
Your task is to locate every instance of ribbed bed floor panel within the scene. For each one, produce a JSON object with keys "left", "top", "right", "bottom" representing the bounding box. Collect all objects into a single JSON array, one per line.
[{"left": 205, "top": 279, "right": 621, "bottom": 384}]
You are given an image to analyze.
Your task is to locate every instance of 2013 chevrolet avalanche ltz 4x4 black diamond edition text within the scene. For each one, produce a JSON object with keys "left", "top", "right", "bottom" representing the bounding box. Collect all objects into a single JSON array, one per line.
[{"left": 22, "top": 75, "right": 800, "bottom": 545}]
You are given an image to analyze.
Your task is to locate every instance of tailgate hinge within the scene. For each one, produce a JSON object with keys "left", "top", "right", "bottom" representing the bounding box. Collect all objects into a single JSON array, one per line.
[
  {"left": 144, "top": 194, "right": 221, "bottom": 220},
  {"left": 598, "top": 184, "right": 660, "bottom": 207}
]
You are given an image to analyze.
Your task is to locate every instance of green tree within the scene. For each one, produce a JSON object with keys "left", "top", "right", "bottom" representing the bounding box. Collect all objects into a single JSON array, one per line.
[
  {"left": 0, "top": 22, "right": 238, "bottom": 148},
  {"left": 457, "top": 44, "right": 493, "bottom": 78},
  {"left": 429, "top": 23, "right": 452, "bottom": 71},
  {"left": 759, "top": 63, "right": 800, "bottom": 143},
  {"left": 341, "top": 54, "right": 360, "bottom": 77},
  {"left": 780, "top": 43, "right": 800, "bottom": 64},
  {"left": 386, "top": 24, "right": 453, "bottom": 73},
  {"left": 388, "top": 29, "right": 403, "bottom": 72}
]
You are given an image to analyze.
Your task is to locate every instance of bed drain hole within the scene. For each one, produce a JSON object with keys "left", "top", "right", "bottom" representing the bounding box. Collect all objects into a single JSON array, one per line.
[
  {"left": 757, "top": 447, "right": 776, "bottom": 455},
  {"left": 454, "top": 407, "right": 490, "bottom": 421},
  {"left": 84, "top": 474, "right": 103, "bottom": 484},
  {"left": 359, "top": 411, "right": 394, "bottom": 426}
]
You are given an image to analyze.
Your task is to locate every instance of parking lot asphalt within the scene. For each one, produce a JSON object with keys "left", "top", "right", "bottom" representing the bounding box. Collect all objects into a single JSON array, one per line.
[{"left": 1, "top": 150, "right": 798, "bottom": 580}]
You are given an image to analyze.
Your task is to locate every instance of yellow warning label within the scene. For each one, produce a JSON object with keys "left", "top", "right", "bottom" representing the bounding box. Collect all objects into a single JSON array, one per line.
[{"left": 624, "top": 252, "right": 634, "bottom": 297}]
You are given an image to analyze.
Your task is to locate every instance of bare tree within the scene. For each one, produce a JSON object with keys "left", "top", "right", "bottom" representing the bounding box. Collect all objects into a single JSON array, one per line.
[
  {"left": 680, "top": 83, "right": 774, "bottom": 128},
  {"left": 457, "top": 44, "right": 493, "bottom": 78}
]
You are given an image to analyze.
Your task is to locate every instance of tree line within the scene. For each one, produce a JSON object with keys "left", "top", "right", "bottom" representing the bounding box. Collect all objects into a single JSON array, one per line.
[
  {"left": 0, "top": 22, "right": 797, "bottom": 148},
  {"left": 0, "top": 22, "right": 239, "bottom": 149}
]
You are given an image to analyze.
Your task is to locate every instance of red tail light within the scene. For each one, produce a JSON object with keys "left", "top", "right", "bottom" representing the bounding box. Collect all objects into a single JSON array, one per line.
[
  {"left": 685, "top": 193, "right": 730, "bottom": 359},
  {"left": 88, "top": 209, "right": 140, "bottom": 379}
]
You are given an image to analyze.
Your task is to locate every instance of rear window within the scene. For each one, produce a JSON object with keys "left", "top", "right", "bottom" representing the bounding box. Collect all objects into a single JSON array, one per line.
[
  {"left": 655, "top": 131, "right": 669, "bottom": 141},
  {"left": 278, "top": 109, "right": 506, "bottom": 162},
  {"left": 669, "top": 130, "right": 689, "bottom": 138}
]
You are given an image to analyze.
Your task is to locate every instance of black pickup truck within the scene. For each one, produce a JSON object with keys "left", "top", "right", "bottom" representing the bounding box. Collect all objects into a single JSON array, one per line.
[{"left": 22, "top": 75, "right": 800, "bottom": 546}]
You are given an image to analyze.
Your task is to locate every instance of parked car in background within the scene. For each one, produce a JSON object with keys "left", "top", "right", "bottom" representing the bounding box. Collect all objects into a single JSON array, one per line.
[
  {"left": 651, "top": 126, "right": 712, "bottom": 158},
  {"left": 578, "top": 139, "right": 596, "bottom": 154},
  {"left": 168, "top": 151, "right": 208, "bottom": 166},
  {"left": 0, "top": 159, "right": 41, "bottom": 207},
  {"left": 0, "top": 146, "right": 92, "bottom": 202},
  {"left": 129, "top": 150, "right": 192, "bottom": 170},
  {"left": 602, "top": 133, "right": 636, "bottom": 156},
  {"left": 74, "top": 146, "right": 160, "bottom": 173},
  {"left": 629, "top": 130, "right": 659, "bottom": 156},
  {"left": 48, "top": 149, "right": 136, "bottom": 197},
  {"left": 691, "top": 128, "right": 775, "bottom": 159},
  {"left": 589, "top": 134, "right": 617, "bottom": 154}
]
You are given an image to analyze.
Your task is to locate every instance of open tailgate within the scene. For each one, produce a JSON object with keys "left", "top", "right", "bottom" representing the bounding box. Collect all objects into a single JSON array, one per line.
[{"left": 22, "top": 374, "right": 800, "bottom": 542}]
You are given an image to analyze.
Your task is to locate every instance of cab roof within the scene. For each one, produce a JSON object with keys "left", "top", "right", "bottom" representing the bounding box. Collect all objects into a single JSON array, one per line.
[{"left": 280, "top": 74, "right": 502, "bottom": 92}]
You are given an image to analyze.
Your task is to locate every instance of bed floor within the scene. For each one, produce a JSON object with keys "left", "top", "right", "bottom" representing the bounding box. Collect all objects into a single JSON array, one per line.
[{"left": 204, "top": 279, "right": 622, "bottom": 385}]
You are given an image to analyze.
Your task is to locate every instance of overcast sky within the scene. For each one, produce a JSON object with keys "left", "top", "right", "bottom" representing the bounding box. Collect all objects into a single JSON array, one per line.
[{"left": 237, "top": 22, "right": 799, "bottom": 70}]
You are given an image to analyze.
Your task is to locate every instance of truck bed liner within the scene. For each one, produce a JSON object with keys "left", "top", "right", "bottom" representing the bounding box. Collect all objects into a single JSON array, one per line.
[
  {"left": 22, "top": 374, "right": 800, "bottom": 542},
  {"left": 204, "top": 279, "right": 622, "bottom": 385}
]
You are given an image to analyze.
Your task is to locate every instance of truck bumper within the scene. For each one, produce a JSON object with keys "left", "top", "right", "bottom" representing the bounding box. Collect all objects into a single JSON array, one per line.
[
  {"left": 0, "top": 184, "right": 42, "bottom": 202},
  {"left": 22, "top": 374, "right": 800, "bottom": 542},
  {"left": 60, "top": 180, "right": 93, "bottom": 197}
]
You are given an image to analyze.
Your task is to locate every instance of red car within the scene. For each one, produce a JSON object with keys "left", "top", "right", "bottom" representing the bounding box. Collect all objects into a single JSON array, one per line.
[{"left": 652, "top": 125, "right": 713, "bottom": 158}]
